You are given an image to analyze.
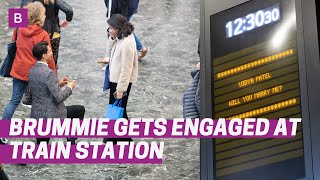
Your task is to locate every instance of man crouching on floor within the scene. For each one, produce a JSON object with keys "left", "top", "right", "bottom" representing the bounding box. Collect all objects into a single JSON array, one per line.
[{"left": 29, "top": 41, "right": 85, "bottom": 145}]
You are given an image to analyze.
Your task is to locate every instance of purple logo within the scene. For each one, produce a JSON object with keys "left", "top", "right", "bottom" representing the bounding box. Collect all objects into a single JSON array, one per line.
[{"left": 8, "top": 8, "right": 28, "bottom": 28}]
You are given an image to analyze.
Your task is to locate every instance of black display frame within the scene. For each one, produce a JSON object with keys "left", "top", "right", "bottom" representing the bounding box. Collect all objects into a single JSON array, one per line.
[{"left": 200, "top": 0, "right": 320, "bottom": 179}]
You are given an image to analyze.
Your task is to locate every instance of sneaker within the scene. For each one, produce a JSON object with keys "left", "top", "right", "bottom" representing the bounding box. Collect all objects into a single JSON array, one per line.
[
  {"left": 67, "top": 138, "right": 77, "bottom": 145},
  {"left": 0, "top": 138, "right": 8, "bottom": 145},
  {"left": 138, "top": 47, "right": 148, "bottom": 60},
  {"left": 22, "top": 90, "right": 32, "bottom": 109},
  {"left": 21, "top": 100, "right": 32, "bottom": 109}
]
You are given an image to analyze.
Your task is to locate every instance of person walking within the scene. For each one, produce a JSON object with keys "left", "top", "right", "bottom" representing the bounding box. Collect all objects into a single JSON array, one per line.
[
  {"left": 1, "top": 2, "right": 56, "bottom": 121},
  {"left": 29, "top": 41, "right": 85, "bottom": 145},
  {"left": 103, "top": 0, "right": 148, "bottom": 60},
  {"left": 20, "top": 0, "right": 73, "bottom": 66},
  {"left": 21, "top": 0, "right": 74, "bottom": 107},
  {"left": 102, "top": 14, "right": 138, "bottom": 144}
]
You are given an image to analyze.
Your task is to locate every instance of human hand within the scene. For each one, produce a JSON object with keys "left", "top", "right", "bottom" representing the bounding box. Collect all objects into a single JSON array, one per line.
[
  {"left": 60, "top": 20, "right": 69, "bottom": 28},
  {"left": 97, "top": 57, "right": 109, "bottom": 64},
  {"left": 59, "top": 77, "right": 69, "bottom": 87},
  {"left": 115, "top": 91, "right": 123, "bottom": 99},
  {"left": 68, "top": 80, "right": 76, "bottom": 90}
]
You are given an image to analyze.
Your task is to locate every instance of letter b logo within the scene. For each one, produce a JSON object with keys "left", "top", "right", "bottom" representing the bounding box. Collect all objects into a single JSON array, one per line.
[
  {"left": 8, "top": 8, "right": 28, "bottom": 28},
  {"left": 14, "top": 13, "right": 23, "bottom": 23}
]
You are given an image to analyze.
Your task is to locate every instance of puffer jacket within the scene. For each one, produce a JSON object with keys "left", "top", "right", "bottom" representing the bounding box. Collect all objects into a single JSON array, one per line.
[{"left": 183, "top": 70, "right": 200, "bottom": 118}]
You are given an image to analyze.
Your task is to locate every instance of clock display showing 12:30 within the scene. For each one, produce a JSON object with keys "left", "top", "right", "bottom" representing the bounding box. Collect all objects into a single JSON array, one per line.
[{"left": 225, "top": 3, "right": 281, "bottom": 38}]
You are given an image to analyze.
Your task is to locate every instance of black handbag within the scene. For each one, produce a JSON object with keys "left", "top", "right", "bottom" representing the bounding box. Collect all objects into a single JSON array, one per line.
[{"left": 0, "top": 29, "right": 18, "bottom": 77}]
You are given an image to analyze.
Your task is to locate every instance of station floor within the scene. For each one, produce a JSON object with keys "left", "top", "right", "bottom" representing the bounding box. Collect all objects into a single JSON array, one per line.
[{"left": 0, "top": 0, "right": 200, "bottom": 179}]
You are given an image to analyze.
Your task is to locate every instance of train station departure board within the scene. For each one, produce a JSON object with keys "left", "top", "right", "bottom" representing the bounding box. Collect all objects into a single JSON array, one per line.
[{"left": 210, "top": 0, "right": 305, "bottom": 179}]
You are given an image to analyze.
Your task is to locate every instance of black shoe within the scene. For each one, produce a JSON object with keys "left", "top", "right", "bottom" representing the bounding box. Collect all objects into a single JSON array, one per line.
[
  {"left": 103, "top": 138, "right": 133, "bottom": 145},
  {"left": 0, "top": 166, "right": 9, "bottom": 180},
  {"left": 21, "top": 89, "right": 32, "bottom": 109},
  {"left": 21, "top": 98, "right": 32, "bottom": 109},
  {"left": 67, "top": 138, "right": 77, "bottom": 145},
  {"left": 0, "top": 138, "right": 8, "bottom": 145}
]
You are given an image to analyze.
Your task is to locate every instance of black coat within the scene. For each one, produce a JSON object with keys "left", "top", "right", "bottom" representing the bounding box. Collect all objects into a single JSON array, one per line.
[
  {"left": 104, "top": 0, "right": 139, "bottom": 19},
  {"left": 22, "top": 0, "right": 73, "bottom": 35},
  {"left": 105, "top": 0, "right": 129, "bottom": 18}
]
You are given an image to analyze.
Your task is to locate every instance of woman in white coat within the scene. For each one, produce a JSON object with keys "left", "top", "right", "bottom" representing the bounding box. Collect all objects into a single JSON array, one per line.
[{"left": 103, "top": 14, "right": 138, "bottom": 144}]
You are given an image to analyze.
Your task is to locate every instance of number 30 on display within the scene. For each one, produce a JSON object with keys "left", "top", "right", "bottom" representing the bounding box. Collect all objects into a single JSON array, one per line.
[{"left": 226, "top": 4, "right": 280, "bottom": 38}]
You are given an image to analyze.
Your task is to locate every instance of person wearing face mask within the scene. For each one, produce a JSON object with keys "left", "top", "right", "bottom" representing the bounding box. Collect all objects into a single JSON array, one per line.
[
  {"left": 1, "top": 2, "right": 56, "bottom": 121},
  {"left": 102, "top": 14, "right": 138, "bottom": 144}
]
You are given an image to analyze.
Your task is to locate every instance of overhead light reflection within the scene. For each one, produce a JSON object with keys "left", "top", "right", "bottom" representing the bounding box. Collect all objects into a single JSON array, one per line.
[{"left": 271, "top": 12, "right": 296, "bottom": 48}]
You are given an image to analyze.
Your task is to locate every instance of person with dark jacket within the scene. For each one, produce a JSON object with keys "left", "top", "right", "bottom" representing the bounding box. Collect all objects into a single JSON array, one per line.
[
  {"left": 183, "top": 63, "right": 200, "bottom": 118},
  {"left": 104, "top": 0, "right": 148, "bottom": 60},
  {"left": 21, "top": 0, "right": 73, "bottom": 66}
]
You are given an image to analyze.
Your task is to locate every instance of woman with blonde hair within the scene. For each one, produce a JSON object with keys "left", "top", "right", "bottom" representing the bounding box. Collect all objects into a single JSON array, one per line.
[
  {"left": 20, "top": 0, "right": 73, "bottom": 107},
  {"left": 1, "top": 1, "right": 56, "bottom": 120},
  {"left": 21, "top": 0, "right": 73, "bottom": 66}
]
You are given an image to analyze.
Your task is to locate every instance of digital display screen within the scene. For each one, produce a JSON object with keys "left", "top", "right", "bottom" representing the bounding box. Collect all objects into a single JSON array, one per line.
[
  {"left": 226, "top": 4, "right": 280, "bottom": 38},
  {"left": 210, "top": 0, "right": 305, "bottom": 179}
]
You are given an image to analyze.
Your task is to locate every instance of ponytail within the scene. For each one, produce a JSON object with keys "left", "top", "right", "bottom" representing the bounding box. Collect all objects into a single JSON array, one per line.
[{"left": 120, "top": 22, "right": 134, "bottom": 37}]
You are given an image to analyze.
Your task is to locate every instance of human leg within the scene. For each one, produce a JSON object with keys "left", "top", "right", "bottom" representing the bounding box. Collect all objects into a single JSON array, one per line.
[
  {"left": 51, "top": 37, "right": 61, "bottom": 66},
  {"left": 21, "top": 85, "right": 32, "bottom": 109},
  {"left": 133, "top": 33, "right": 143, "bottom": 51},
  {"left": 108, "top": 82, "right": 132, "bottom": 119},
  {"left": 133, "top": 33, "right": 148, "bottom": 59},
  {"left": 2, "top": 78, "right": 28, "bottom": 120},
  {"left": 104, "top": 82, "right": 133, "bottom": 144},
  {"left": 66, "top": 105, "right": 85, "bottom": 119},
  {"left": 36, "top": 138, "right": 50, "bottom": 144},
  {"left": 66, "top": 105, "right": 86, "bottom": 144}
]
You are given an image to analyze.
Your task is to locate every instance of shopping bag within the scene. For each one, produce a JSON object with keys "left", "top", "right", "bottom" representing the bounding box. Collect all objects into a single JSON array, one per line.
[
  {"left": 0, "top": 42, "right": 17, "bottom": 77},
  {"left": 0, "top": 29, "right": 18, "bottom": 77},
  {"left": 104, "top": 99, "right": 124, "bottom": 120}
]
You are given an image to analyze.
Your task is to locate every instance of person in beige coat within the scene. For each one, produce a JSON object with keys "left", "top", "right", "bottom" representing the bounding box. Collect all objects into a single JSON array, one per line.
[{"left": 102, "top": 14, "right": 138, "bottom": 144}]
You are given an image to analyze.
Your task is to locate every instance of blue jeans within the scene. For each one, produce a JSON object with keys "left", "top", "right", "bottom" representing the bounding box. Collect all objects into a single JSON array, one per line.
[
  {"left": 128, "top": 16, "right": 143, "bottom": 51},
  {"left": 2, "top": 78, "right": 28, "bottom": 120},
  {"left": 133, "top": 33, "right": 143, "bottom": 51}
]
